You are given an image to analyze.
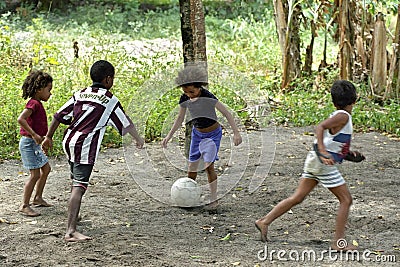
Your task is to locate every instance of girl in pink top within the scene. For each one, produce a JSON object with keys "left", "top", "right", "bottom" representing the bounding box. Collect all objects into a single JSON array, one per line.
[{"left": 17, "top": 70, "right": 53, "bottom": 217}]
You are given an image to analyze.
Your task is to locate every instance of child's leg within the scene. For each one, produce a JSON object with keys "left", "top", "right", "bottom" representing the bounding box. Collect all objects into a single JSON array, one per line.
[
  {"left": 205, "top": 162, "right": 218, "bottom": 208},
  {"left": 187, "top": 160, "right": 199, "bottom": 180},
  {"left": 255, "top": 178, "right": 318, "bottom": 242},
  {"left": 328, "top": 184, "right": 355, "bottom": 250},
  {"left": 33, "top": 162, "right": 52, "bottom": 206},
  {"left": 65, "top": 186, "right": 91, "bottom": 242},
  {"left": 20, "top": 168, "right": 41, "bottom": 216}
]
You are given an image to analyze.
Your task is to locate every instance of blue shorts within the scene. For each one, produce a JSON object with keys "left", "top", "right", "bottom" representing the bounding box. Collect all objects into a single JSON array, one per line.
[
  {"left": 189, "top": 126, "right": 222, "bottom": 163},
  {"left": 19, "top": 136, "right": 48, "bottom": 170}
]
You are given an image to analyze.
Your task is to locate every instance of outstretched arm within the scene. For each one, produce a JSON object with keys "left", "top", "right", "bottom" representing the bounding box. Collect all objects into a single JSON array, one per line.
[
  {"left": 215, "top": 101, "right": 242, "bottom": 146},
  {"left": 42, "top": 117, "right": 61, "bottom": 152},
  {"left": 162, "top": 106, "right": 186, "bottom": 148},
  {"left": 127, "top": 124, "right": 144, "bottom": 149}
]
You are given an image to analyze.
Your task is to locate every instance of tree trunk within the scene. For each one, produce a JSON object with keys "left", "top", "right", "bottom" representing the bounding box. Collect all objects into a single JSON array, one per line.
[
  {"left": 179, "top": 0, "right": 207, "bottom": 158},
  {"left": 273, "top": 0, "right": 287, "bottom": 60},
  {"left": 337, "top": 0, "right": 355, "bottom": 80},
  {"left": 370, "top": 12, "right": 387, "bottom": 97},
  {"left": 274, "top": 0, "right": 302, "bottom": 90},
  {"left": 304, "top": 20, "right": 316, "bottom": 74},
  {"left": 387, "top": 7, "right": 400, "bottom": 99},
  {"left": 179, "top": 0, "right": 207, "bottom": 64}
]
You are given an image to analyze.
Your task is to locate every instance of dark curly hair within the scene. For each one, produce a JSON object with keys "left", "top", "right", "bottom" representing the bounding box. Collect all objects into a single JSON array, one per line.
[
  {"left": 90, "top": 60, "right": 115, "bottom": 83},
  {"left": 175, "top": 64, "right": 208, "bottom": 87},
  {"left": 22, "top": 70, "right": 53, "bottom": 99},
  {"left": 330, "top": 80, "right": 357, "bottom": 109}
]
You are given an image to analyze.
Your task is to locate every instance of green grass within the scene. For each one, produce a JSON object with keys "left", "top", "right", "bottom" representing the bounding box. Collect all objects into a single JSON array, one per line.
[{"left": 0, "top": 2, "right": 398, "bottom": 160}]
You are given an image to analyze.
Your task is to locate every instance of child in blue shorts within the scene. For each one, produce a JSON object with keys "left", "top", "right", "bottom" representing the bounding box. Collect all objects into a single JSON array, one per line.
[
  {"left": 162, "top": 65, "right": 242, "bottom": 210},
  {"left": 17, "top": 70, "right": 53, "bottom": 217}
]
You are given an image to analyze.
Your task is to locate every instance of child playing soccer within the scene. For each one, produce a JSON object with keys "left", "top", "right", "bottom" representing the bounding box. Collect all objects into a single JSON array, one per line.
[
  {"left": 43, "top": 60, "right": 144, "bottom": 242},
  {"left": 162, "top": 65, "right": 242, "bottom": 210},
  {"left": 255, "top": 80, "right": 365, "bottom": 250},
  {"left": 18, "top": 70, "right": 53, "bottom": 217}
]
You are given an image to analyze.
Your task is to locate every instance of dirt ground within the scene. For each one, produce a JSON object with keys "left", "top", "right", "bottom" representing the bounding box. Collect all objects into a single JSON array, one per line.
[{"left": 0, "top": 126, "right": 399, "bottom": 267}]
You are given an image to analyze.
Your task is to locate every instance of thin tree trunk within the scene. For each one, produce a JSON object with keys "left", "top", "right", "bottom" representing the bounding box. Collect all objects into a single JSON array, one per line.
[
  {"left": 386, "top": 7, "right": 400, "bottom": 99},
  {"left": 338, "top": 0, "right": 354, "bottom": 80},
  {"left": 179, "top": 0, "right": 207, "bottom": 158},
  {"left": 304, "top": 20, "right": 316, "bottom": 74},
  {"left": 371, "top": 12, "right": 387, "bottom": 97},
  {"left": 319, "top": 25, "right": 329, "bottom": 70},
  {"left": 273, "top": 0, "right": 287, "bottom": 60},
  {"left": 274, "top": 0, "right": 302, "bottom": 90}
]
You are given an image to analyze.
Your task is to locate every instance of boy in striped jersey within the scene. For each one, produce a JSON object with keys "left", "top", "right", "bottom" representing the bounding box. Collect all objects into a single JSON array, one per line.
[{"left": 43, "top": 60, "right": 144, "bottom": 242}]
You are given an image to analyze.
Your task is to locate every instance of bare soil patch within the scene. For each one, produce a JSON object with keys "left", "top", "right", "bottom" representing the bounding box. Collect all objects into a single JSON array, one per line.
[{"left": 0, "top": 126, "right": 399, "bottom": 266}]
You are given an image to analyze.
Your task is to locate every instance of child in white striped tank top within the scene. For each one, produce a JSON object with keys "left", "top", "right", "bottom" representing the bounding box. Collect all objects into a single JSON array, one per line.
[{"left": 256, "top": 80, "right": 365, "bottom": 251}]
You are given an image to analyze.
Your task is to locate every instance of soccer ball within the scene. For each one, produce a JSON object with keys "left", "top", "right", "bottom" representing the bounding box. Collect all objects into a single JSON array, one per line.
[{"left": 170, "top": 178, "right": 202, "bottom": 207}]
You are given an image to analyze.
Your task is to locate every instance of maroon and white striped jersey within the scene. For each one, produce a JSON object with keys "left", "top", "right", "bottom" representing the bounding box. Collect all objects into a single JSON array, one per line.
[{"left": 54, "top": 85, "right": 134, "bottom": 165}]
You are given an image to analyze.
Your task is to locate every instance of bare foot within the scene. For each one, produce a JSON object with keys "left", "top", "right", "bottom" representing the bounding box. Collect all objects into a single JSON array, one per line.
[
  {"left": 32, "top": 198, "right": 53, "bottom": 207},
  {"left": 205, "top": 200, "right": 219, "bottom": 213},
  {"left": 64, "top": 231, "right": 92, "bottom": 242},
  {"left": 255, "top": 219, "right": 268, "bottom": 242},
  {"left": 208, "top": 200, "right": 218, "bottom": 209},
  {"left": 19, "top": 205, "right": 40, "bottom": 217}
]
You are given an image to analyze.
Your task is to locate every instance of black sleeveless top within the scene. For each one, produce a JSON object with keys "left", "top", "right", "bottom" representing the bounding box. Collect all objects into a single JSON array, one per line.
[{"left": 179, "top": 88, "right": 218, "bottom": 129}]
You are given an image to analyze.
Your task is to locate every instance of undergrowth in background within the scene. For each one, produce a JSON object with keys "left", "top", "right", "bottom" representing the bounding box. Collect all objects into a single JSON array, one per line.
[{"left": 0, "top": 1, "right": 398, "bottom": 159}]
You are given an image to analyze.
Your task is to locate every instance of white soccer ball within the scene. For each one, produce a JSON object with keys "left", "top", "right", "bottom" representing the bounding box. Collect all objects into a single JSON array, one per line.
[{"left": 170, "top": 178, "right": 202, "bottom": 207}]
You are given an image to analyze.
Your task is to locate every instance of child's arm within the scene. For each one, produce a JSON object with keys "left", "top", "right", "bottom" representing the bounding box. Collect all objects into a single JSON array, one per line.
[
  {"left": 162, "top": 106, "right": 186, "bottom": 148},
  {"left": 315, "top": 112, "right": 349, "bottom": 165},
  {"left": 215, "top": 102, "right": 242, "bottom": 146},
  {"left": 17, "top": 109, "right": 44, "bottom": 145},
  {"left": 126, "top": 124, "right": 144, "bottom": 149},
  {"left": 42, "top": 117, "right": 61, "bottom": 151}
]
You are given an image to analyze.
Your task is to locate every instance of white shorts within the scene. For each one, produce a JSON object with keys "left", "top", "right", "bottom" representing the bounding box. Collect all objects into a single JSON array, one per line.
[{"left": 302, "top": 151, "right": 345, "bottom": 188}]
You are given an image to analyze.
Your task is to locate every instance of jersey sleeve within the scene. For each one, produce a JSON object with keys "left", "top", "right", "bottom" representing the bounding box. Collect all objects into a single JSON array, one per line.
[
  {"left": 108, "top": 103, "right": 134, "bottom": 136},
  {"left": 53, "top": 96, "right": 75, "bottom": 125}
]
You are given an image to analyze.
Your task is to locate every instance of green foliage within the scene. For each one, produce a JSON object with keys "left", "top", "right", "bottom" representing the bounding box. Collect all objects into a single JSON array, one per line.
[
  {"left": 266, "top": 74, "right": 400, "bottom": 137},
  {"left": 365, "top": 0, "right": 399, "bottom": 15},
  {"left": 206, "top": 14, "right": 280, "bottom": 73},
  {"left": 270, "top": 83, "right": 333, "bottom": 127},
  {"left": 353, "top": 96, "right": 400, "bottom": 136},
  {"left": 0, "top": 1, "right": 399, "bottom": 160},
  {"left": 204, "top": 0, "right": 273, "bottom": 22}
]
